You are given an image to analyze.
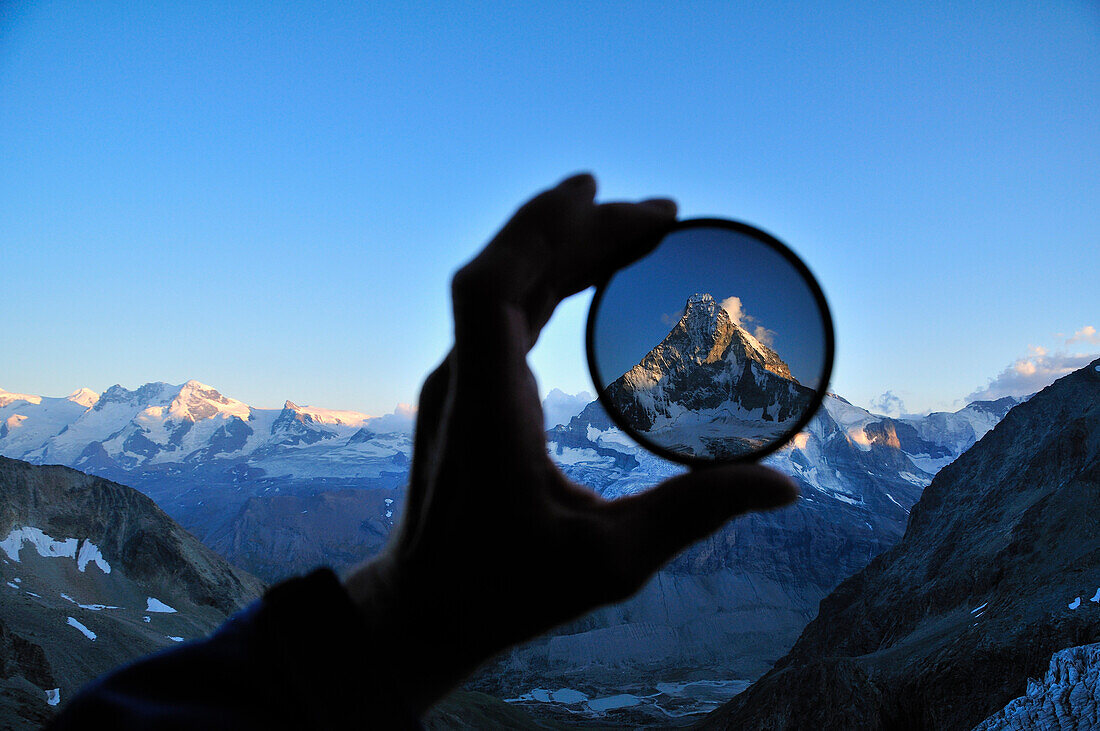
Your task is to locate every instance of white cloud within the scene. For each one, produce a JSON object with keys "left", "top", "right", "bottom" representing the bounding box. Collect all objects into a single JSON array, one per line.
[
  {"left": 967, "top": 349, "right": 1099, "bottom": 402},
  {"left": 661, "top": 308, "right": 684, "bottom": 326},
  {"left": 752, "top": 325, "right": 776, "bottom": 347},
  {"left": 542, "top": 388, "right": 593, "bottom": 429},
  {"left": 870, "top": 390, "right": 907, "bottom": 416},
  {"left": 719, "top": 296, "right": 752, "bottom": 326},
  {"left": 1067, "top": 325, "right": 1100, "bottom": 345},
  {"left": 367, "top": 403, "right": 418, "bottom": 433}
]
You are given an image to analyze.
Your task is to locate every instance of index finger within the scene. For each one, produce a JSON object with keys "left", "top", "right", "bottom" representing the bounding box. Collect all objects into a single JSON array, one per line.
[{"left": 452, "top": 175, "right": 678, "bottom": 356}]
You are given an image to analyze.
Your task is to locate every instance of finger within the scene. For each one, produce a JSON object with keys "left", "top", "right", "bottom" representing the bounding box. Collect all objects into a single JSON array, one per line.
[
  {"left": 454, "top": 172, "right": 599, "bottom": 309},
  {"left": 453, "top": 177, "right": 677, "bottom": 355},
  {"left": 551, "top": 198, "right": 677, "bottom": 300},
  {"left": 447, "top": 175, "right": 675, "bottom": 454},
  {"left": 604, "top": 464, "right": 799, "bottom": 580}
]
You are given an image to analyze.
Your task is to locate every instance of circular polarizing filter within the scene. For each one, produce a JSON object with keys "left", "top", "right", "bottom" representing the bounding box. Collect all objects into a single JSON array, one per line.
[{"left": 585, "top": 218, "right": 834, "bottom": 466}]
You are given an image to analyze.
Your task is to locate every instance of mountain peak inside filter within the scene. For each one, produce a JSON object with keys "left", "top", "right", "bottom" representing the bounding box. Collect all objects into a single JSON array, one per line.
[{"left": 602, "top": 292, "right": 814, "bottom": 459}]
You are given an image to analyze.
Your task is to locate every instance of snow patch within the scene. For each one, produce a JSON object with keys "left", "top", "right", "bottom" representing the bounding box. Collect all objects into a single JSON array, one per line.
[
  {"left": 167, "top": 636, "right": 185, "bottom": 642},
  {"left": 885, "top": 493, "right": 908, "bottom": 512},
  {"left": 66, "top": 616, "right": 96, "bottom": 640},
  {"left": 146, "top": 597, "right": 177, "bottom": 613},
  {"left": 45, "top": 688, "right": 60, "bottom": 706},
  {"left": 1, "top": 527, "right": 78, "bottom": 562},
  {"left": 0, "top": 527, "right": 111, "bottom": 574},
  {"left": 971, "top": 602, "right": 988, "bottom": 615},
  {"left": 0, "top": 388, "right": 42, "bottom": 407},
  {"left": 830, "top": 492, "right": 863, "bottom": 507},
  {"left": 547, "top": 442, "right": 611, "bottom": 466},
  {"left": 67, "top": 388, "right": 100, "bottom": 408},
  {"left": 1091, "top": 588, "right": 1100, "bottom": 603},
  {"left": 1068, "top": 597, "right": 1081, "bottom": 610},
  {"left": 76, "top": 540, "right": 111, "bottom": 573}
]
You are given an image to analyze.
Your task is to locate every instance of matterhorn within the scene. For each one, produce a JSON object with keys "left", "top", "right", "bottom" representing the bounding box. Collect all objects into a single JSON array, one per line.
[{"left": 602, "top": 293, "right": 815, "bottom": 458}]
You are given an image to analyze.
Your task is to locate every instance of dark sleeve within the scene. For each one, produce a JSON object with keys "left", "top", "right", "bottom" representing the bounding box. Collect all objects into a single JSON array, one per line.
[{"left": 49, "top": 568, "right": 420, "bottom": 730}]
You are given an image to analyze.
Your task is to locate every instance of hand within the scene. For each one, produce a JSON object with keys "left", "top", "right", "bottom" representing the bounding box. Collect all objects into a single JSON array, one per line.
[{"left": 344, "top": 174, "right": 799, "bottom": 713}]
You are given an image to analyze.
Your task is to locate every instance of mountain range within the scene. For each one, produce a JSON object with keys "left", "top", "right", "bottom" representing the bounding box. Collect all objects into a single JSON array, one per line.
[
  {"left": 0, "top": 381, "right": 413, "bottom": 545},
  {"left": 482, "top": 390, "right": 1019, "bottom": 724},
  {"left": 0, "top": 374, "right": 1022, "bottom": 723}
]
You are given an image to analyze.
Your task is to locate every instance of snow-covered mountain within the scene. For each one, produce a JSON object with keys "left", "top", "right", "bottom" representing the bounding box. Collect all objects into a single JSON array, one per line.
[
  {"left": 0, "top": 377, "right": 1017, "bottom": 574},
  {"left": 598, "top": 293, "right": 813, "bottom": 459},
  {"left": 0, "top": 382, "right": 412, "bottom": 541},
  {"left": 0, "top": 381, "right": 410, "bottom": 475}
]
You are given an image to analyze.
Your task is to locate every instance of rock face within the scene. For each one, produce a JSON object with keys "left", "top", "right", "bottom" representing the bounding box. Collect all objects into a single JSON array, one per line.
[
  {"left": 703, "top": 358, "right": 1100, "bottom": 730},
  {"left": 974, "top": 641, "right": 1100, "bottom": 731},
  {"left": 0, "top": 457, "right": 264, "bottom": 728},
  {"left": 598, "top": 293, "right": 813, "bottom": 459}
]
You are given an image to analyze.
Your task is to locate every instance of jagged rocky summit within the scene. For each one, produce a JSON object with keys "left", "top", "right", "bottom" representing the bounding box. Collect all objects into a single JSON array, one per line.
[
  {"left": 597, "top": 293, "right": 814, "bottom": 459},
  {"left": 701, "top": 357, "right": 1100, "bottom": 730}
]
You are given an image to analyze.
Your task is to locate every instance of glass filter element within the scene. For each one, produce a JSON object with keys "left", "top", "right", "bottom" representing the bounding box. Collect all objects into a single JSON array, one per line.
[{"left": 586, "top": 219, "right": 834, "bottom": 465}]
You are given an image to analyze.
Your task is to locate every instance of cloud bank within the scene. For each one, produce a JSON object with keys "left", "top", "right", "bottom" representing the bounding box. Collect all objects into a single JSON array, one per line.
[
  {"left": 966, "top": 346, "right": 1099, "bottom": 402},
  {"left": 1067, "top": 325, "right": 1100, "bottom": 345},
  {"left": 367, "top": 402, "right": 417, "bottom": 433}
]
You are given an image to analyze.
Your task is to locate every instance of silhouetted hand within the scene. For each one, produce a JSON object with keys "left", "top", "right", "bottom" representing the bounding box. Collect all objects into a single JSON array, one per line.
[{"left": 344, "top": 174, "right": 799, "bottom": 714}]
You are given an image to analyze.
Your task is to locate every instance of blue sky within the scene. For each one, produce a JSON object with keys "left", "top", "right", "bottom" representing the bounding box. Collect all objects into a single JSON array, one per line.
[{"left": 2, "top": 1, "right": 1097, "bottom": 417}]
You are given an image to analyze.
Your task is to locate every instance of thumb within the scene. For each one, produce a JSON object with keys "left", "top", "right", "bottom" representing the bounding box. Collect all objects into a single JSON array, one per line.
[{"left": 607, "top": 464, "right": 799, "bottom": 579}]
